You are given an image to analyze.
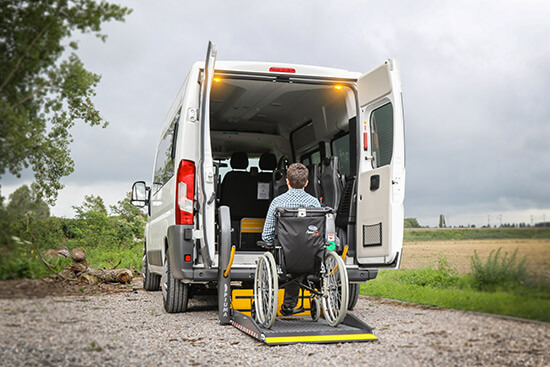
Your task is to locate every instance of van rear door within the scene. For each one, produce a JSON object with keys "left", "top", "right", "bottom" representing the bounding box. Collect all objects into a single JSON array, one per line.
[
  {"left": 198, "top": 41, "right": 217, "bottom": 267},
  {"left": 355, "top": 59, "right": 405, "bottom": 268}
]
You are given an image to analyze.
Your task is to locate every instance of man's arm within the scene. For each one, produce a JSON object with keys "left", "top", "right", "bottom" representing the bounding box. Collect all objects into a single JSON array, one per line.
[{"left": 262, "top": 200, "right": 277, "bottom": 243}]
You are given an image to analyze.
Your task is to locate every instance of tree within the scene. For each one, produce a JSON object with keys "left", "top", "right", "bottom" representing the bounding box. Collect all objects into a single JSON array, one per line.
[
  {"left": 6, "top": 183, "right": 50, "bottom": 219},
  {"left": 73, "top": 194, "right": 107, "bottom": 220},
  {"left": 0, "top": 1, "right": 131, "bottom": 204},
  {"left": 404, "top": 217, "right": 421, "bottom": 228},
  {"left": 439, "top": 214, "right": 447, "bottom": 228}
]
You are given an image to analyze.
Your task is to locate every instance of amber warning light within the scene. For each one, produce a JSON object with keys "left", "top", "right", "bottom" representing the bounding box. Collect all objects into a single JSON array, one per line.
[{"left": 269, "top": 67, "right": 296, "bottom": 73}]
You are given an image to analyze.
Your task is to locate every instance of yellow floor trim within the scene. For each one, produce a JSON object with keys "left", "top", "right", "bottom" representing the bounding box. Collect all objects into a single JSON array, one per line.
[
  {"left": 232, "top": 288, "right": 312, "bottom": 316},
  {"left": 265, "top": 333, "right": 378, "bottom": 344},
  {"left": 240, "top": 218, "right": 265, "bottom": 233}
]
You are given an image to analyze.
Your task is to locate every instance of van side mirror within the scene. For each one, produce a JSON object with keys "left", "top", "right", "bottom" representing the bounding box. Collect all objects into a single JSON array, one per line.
[{"left": 131, "top": 181, "right": 149, "bottom": 207}]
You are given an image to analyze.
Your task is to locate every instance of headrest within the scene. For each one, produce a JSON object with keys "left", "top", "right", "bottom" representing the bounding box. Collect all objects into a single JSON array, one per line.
[
  {"left": 259, "top": 153, "right": 277, "bottom": 171},
  {"left": 230, "top": 152, "right": 248, "bottom": 169}
]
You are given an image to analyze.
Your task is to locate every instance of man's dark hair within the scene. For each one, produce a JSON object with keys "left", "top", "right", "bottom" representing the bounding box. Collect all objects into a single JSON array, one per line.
[{"left": 287, "top": 163, "right": 309, "bottom": 189}]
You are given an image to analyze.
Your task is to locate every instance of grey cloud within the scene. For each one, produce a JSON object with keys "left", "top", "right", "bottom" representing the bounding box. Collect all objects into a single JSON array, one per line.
[{"left": 3, "top": 0, "right": 549, "bottom": 224}]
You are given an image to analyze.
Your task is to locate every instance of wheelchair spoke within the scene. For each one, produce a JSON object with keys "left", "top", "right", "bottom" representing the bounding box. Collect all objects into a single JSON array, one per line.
[{"left": 253, "top": 252, "right": 278, "bottom": 329}]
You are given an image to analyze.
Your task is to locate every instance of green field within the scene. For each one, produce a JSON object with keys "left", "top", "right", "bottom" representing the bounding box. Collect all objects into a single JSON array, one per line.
[
  {"left": 362, "top": 228, "right": 550, "bottom": 322},
  {"left": 404, "top": 227, "right": 550, "bottom": 242}
]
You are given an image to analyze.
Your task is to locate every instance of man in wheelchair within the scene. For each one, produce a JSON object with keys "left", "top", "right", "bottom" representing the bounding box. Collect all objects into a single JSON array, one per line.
[
  {"left": 261, "top": 163, "right": 321, "bottom": 316},
  {"left": 255, "top": 163, "right": 349, "bottom": 328}
]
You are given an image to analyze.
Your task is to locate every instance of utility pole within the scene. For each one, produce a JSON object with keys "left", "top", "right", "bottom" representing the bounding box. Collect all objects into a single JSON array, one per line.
[{"left": 487, "top": 215, "right": 491, "bottom": 228}]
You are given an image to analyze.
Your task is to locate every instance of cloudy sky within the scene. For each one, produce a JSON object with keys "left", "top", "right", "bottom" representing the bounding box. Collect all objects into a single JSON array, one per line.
[{"left": 3, "top": 0, "right": 550, "bottom": 227}]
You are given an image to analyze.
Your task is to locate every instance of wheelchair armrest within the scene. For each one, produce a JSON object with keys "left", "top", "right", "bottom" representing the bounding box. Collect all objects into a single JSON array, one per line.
[{"left": 256, "top": 241, "right": 274, "bottom": 249}]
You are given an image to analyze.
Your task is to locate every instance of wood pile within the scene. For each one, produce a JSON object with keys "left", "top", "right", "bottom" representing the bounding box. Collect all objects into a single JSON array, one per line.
[{"left": 42, "top": 246, "right": 133, "bottom": 284}]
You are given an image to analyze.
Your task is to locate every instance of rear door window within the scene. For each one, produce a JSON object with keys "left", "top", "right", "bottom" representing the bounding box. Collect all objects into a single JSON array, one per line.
[{"left": 370, "top": 103, "right": 393, "bottom": 167}]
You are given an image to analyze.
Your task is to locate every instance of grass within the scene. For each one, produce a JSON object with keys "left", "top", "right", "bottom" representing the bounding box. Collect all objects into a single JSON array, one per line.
[
  {"left": 361, "top": 273, "right": 550, "bottom": 322},
  {"left": 361, "top": 253, "right": 550, "bottom": 322},
  {"left": 404, "top": 228, "right": 550, "bottom": 242}
]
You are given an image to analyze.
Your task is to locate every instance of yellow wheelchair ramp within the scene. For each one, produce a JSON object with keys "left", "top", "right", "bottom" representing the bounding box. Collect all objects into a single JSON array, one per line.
[{"left": 230, "top": 289, "right": 377, "bottom": 346}]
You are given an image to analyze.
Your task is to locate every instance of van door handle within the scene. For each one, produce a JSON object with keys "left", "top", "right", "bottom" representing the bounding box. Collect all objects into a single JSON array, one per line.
[{"left": 370, "top": 175, "right": 380, "bottom": 191}]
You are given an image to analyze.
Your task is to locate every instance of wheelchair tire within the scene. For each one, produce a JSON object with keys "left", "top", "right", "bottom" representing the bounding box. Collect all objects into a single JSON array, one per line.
[
  {"left": 321, "top": 251, "right": 349, "bottom": 326},
  {"left": 253, "top": 252, "right": 278, "bottom": 329},
  {"left": 348, "top": 282, "right": 360, "bottom": 310},
  {"left": 310, "top": 297, "right": 320, "bottom": 322}
]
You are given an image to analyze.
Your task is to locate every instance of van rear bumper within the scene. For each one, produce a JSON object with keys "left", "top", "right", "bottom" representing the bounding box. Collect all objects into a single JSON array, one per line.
[
  {"left": 177, "top": 266, "right": 378, "bottom": 283},
  {"left": 167, "top": 224, "right": 195, "bottom": 280}
]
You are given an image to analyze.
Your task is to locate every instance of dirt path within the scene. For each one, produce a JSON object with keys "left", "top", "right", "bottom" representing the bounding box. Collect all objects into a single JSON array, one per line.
[
  {"left": 401, "top": 239, "right": 550, "bottom": 277},
  {"left": 1, "top": 283, "right": 549, "bottom": 366}
]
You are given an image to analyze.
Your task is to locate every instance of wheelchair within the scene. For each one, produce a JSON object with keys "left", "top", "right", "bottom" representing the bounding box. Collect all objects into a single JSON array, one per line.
[{"left": 254, "top": 207, "right": 349, "bottom": 329}]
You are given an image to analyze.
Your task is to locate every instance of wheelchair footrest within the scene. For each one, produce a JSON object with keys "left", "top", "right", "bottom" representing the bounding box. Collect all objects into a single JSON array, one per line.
[{"left": 280, "top": 306, "right": 305, "bottom": 317}]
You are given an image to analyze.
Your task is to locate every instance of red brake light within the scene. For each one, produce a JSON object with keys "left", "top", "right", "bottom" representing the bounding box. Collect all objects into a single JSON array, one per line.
[
  {"left": 269, "top": 67, "right": 296, "bottom": 73},
  {"left": 364, "top": 132, "right": 368, "bottom": 150},
  {"left": 176, "top": 160, "right": 195, "bottom": 225}
]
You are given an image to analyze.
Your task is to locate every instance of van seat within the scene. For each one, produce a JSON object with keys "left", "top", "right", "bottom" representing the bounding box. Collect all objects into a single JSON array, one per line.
[
  {"left": 305, "top": 163, "right": 322, "bottom": 200},
  {"left": 258, "top": 152, "right": 277, "bottom": 203},
  {"left": 220, "top": 152, "right": 274, "bottom": 248},
  {"left": 220, "top": 152, "right": 254, "bottom": 220},
  {"left": 320, "top": 157, "right": 343, "bottom": 209}
]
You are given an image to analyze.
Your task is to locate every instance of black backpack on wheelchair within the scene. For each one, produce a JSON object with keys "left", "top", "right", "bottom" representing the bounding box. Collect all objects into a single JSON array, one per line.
[{"left": 254, "top": 207, "right": 348, "bottom": 329}]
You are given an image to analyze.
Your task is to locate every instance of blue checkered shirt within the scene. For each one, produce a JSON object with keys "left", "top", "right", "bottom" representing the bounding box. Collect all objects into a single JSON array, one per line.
[{"left": 261, "top": 189, "right": 321, "bottom": 243}]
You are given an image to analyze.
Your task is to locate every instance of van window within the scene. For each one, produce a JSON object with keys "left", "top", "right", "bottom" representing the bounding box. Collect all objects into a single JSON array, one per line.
[
  {"left": 153, "top": 111, "right": 180, "bottom": 193},
  {"left": 370, "top": 103, "right": 393, "bottom": 167},
  {"left": 300, "top": 149, "right": 321, "bottom": 167},
  {"left": 331, "top": 134, "right": 350, "bottom": 177},
  {"left": 311, "top": 151, "right": 321, "bottom": 165}
]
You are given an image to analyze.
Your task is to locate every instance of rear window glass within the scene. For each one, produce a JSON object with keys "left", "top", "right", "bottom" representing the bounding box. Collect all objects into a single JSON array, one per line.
[{"left": 370, "top": 103, "right": 393, "bottom": 167}]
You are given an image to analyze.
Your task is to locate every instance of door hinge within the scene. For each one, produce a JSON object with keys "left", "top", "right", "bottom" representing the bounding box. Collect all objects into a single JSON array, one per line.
[{"left": 188, "top": 108, "right": 198, "bottom": 122}]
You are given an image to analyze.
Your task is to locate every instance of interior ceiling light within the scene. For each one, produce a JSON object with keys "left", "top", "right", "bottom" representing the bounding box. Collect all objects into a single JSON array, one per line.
[
  {"left": 213, "top": 77, "right": 221, "bottom": 82},
  {"left": 334, "top": 85, "right": 343, "bottom": 90}
]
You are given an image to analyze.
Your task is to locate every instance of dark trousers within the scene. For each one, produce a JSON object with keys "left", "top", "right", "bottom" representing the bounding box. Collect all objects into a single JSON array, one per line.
[{"left": 282, "top": 275, "right": 305, "bottom": 309}]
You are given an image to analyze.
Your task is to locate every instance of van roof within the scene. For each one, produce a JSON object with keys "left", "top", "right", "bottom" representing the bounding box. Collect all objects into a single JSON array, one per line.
[{"left": 193, "top": 61, "right": 361, "bottom": 79}]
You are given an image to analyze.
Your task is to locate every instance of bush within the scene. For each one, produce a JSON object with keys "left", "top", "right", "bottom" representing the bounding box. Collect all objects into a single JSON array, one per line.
[
  {"left": 0, "top": 195, "right": 145, "bottom": 280},
  {"left": 470, "top": 247, "right": 527, "bottom": 291},
  {"left": 394, "top": 255, "right": 459, "bottom": 288}
]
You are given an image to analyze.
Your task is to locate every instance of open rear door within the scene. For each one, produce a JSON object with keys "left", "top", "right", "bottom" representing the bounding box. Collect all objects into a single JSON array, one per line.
[
  {"left": 355, "top": 59, "right": 405, "bottom": 268},
  {"left": 198, "top": 41, "right": 217, "bottom": 267}
]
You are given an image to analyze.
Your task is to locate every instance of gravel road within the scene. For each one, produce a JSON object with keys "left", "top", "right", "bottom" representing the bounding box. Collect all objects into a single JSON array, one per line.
[{"left": 1, "top": 288, "right": 548, "bottom": 366}]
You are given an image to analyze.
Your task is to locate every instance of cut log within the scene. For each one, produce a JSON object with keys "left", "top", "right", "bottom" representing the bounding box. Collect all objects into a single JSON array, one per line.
[
  {"left": 71, "top": 247, "right": 87, "bottom": 262},
  {"left": 69, "top": 262, "right": 133, "bottom": 283}
]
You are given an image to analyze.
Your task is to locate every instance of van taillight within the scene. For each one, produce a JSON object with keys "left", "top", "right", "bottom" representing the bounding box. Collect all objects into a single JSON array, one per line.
[
  {"left": 176, "top": 160, "right": 195, "bottom": 225},
  {"left": 269, "top": 67, "right": 296, "bottom": 73}
]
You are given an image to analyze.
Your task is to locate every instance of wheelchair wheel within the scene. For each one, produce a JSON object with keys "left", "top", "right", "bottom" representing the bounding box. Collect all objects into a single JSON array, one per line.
[
  {"left": 321, "top": 251, "right": 349, "bottom": 326},
  {"left": 310, "top": 296, "right": 320, "bottom": 322},
  {"left": 253, "top": 252, "right": 278, "bottom": 329}
]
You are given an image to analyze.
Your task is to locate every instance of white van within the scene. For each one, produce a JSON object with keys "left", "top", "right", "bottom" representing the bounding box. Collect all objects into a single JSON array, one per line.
[{"left": 131, "top": 42, "right": 405, "bottom": 313}]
